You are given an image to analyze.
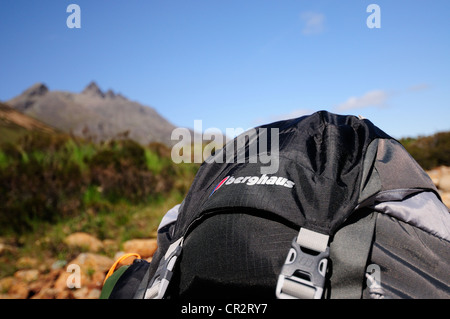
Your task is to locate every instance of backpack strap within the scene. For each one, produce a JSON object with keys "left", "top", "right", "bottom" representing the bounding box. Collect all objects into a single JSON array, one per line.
[
  {"left": 144, "top": 237, "right": 184, "bottom": 299},
  {"left": 328, "top": 209, "right": 378, "bottom": 298}
]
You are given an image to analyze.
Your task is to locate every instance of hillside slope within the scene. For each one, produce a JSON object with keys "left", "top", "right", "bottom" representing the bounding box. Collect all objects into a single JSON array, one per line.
[{"left": 0, "top": 102, "right": 56, "bottom": 144}]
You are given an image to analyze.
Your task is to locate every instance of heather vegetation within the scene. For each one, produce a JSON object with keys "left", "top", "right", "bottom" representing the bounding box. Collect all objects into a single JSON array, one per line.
[
  {"left": 0, "top": 131, "right": 199, "bottom": 236},
  {"left": 399, "top": 131, "right": 450, "bottom": 170}
]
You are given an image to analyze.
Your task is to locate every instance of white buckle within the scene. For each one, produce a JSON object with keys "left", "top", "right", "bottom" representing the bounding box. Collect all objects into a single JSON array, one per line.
[{"left": 276, "top": 229, "right": 329, "bottom": 299}]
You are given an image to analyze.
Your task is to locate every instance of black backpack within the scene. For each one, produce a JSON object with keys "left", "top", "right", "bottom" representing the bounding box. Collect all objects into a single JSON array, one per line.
[{"left": 103, "top": 111, "right": 450, "bottom": 299}]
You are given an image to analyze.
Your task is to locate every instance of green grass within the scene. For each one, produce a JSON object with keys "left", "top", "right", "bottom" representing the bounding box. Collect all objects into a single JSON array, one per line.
[
  {"left": 0, "top": 150, "right": 10, "bottom": 169},
  {"left": 145, "top": 149, "right": 165, "bottom": 174},
  {"left": 63, "top": 139, "right": 97, "bottom": 171}
]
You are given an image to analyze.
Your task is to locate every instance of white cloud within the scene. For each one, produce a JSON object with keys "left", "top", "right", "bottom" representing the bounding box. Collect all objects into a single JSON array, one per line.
[
  {"left": 335, "top": 84, "right": 429, "bottom": 112},
  {"left": 253, "top": 83, "right": 429, "bottom": 126},
  {"left": 407, "top": 83, "right": 429, "bottom": 92},
  {"left": 300, "top": 12, "right": 325, "bottom": 35},
  {"left": 335, "top": 90, "right": 392, "bottom": 111}
]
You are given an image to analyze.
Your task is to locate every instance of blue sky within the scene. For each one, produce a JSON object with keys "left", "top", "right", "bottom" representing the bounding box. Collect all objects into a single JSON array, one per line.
[{"left": 1, "top": 0, "right": 449, "bottom": 139}]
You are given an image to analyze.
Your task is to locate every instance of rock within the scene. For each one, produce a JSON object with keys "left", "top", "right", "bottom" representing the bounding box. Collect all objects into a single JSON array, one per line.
[
  {"left": 14, "top": 269, "right": 39, "bottom": 282},
  {"left": 0, "top": 236, "right": 158, "bottom": 299},
  {"left": 87, "top": 288, "right": 101, "bottom": 299},
  {"left": 31, "top": 287, "right": 69, "bottom": 299},
  {"left": 105, "top": 89, "right": 116, "bottom": 99},
  {"left": 0, "top": 242, "right": 17, "bottom": 255},
  {"left": 70, "top": 286, "right": 101, "bottom": 299},
  {"left": 67, "top": 253, "right": 113, "bottom": 289},
  {"left": 426, "top": 166, "right": 450, "bottom": 189},
  {"left": 8, "top": 281, "right": 29, "bottom": 299},
  {"left": 64, "top": 232, "right": 104, "bottom": 252},
  {"left": 426, "top": 168, "right": 442, "bottom": 186},
  {"left": 439, "top": 174, "right": 450, "bottom": 192},
  {"left": 49, "top": 253, "right": 114, "bottom": 299},
  {"left": 72, "top": 286, "right": 89, "bottom": 299},
  {"left": 27, "top": 269, "right": 62, "bottom": 299},
  {"left": 122, "top": 238, "right": 158, "bottom": 259},
  {"left": 51, "top": 260, "right": 67, "bottom": 270},
  {"left": 0, "top": 277, "right": 15, "bottom": 293},
  {"left": 68, "top": 252, "right": 114, "bottom": 273},
  {"left": 426, "top": 166, "right": 450, "bottom": 210},
  {"left": 440, "top": 192, "right": 450, "bottom": 211},
  {"left": 16, "top": 257, "right": 39, "bottom": 269},
  {"left": 53, "top": 271, "right": 71, "bottom": 292},
  {"left": 102, "top": 239, "right": 118, "bottom": 251},
  {"left": 82, "top": 81, "right": 104, "bottom": 98}
]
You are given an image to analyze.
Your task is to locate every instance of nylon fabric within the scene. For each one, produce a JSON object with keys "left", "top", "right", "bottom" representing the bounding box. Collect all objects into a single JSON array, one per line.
[
  {"left": 100, "top": 265, "right": 129, "bottom": 299},
  {"left": 372, "top": 191, "right": 450, "bottom": 241},
  {"left": 172, "top": 111, "right": 392, "bottom": 242},
  {"left": 366, "top": 213, "right": 450, "bottom": 299},
  {"left": 166, "top": 212, "right": 297, "bottom": 299},
  {"left": 108, "top": 259, "right": 150, "bottom": 299},
  {"left": 375, "top": 139, "right": 438, "bottom": 193}
]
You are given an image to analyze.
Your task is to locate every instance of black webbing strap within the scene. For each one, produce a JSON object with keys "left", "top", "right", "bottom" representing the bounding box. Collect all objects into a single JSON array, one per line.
[{"left": 327, "top": 209, "right": 378, "bottom": 299}]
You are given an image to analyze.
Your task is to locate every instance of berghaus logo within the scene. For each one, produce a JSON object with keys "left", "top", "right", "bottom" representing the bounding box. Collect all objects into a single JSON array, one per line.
[{"left": 210, "top": 174, "right": 295, "bottom": 196}]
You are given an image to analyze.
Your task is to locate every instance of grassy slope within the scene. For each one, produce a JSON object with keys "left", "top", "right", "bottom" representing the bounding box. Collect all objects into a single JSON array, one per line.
[{"left": 0, "top": 102, "right": 56, "bottom": 145}]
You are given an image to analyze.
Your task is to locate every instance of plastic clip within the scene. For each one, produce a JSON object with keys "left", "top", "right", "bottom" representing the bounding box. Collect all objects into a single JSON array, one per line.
[{"left": 276, "top": 237, "right": 329, "bottom": 299}]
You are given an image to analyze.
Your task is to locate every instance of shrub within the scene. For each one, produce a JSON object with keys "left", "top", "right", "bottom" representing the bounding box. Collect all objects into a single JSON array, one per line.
[
  {"left": 399, "top": 131, "right": 450, "bottom": 170},
  {"left": 0, "top": 132, "right": 199, "bottom": 235}
]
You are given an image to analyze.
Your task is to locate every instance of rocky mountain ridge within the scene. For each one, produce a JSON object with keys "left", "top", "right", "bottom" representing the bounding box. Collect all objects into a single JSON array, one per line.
[{"left": 6, "top": 82, "right": 178, "bottom": 146}]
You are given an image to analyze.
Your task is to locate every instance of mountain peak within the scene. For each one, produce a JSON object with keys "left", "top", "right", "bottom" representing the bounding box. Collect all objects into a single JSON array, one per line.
[
  {"left": 23, "top": 82, "right": 49, "bottom": 97},
  {"left": 82, "top": 81, "right": 104, "bottom": 97},
  {"left": 105, "top": 89, "right": 116, "bottom": 99}
]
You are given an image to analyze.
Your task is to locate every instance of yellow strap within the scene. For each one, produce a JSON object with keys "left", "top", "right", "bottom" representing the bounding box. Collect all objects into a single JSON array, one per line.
[{"left": 103, "top": 253, "right": 141, "bottom": 285}]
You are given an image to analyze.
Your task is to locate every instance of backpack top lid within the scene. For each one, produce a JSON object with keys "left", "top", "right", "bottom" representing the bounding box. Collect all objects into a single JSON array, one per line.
[{"left": 172, "top": 110, "right": 438, "bottom": 239}]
